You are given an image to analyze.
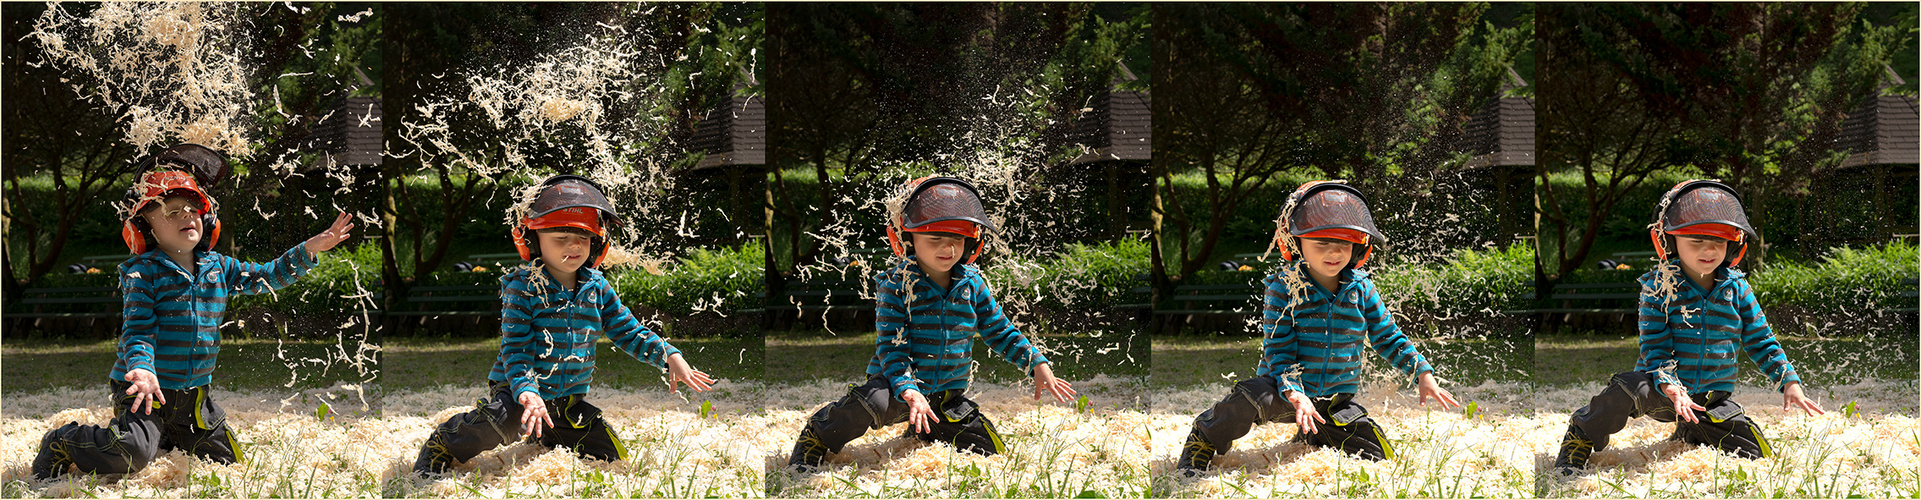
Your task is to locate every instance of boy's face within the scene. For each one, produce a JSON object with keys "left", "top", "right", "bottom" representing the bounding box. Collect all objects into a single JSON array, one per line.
[
  {"left": 536, "top": 228, "right": 596, "bottom": 274},
  {"left": 140, "top": 196, "right": 204, "bottom": 253},
  {"left": 1299, "top": 237, "right": 1353, "bottom": 282},
  {"left": 910, "top": 231, "right": 967, "bottom": 273},
  {"left": 1673, "top": 235, "right": 1727, "bottom": 280}
]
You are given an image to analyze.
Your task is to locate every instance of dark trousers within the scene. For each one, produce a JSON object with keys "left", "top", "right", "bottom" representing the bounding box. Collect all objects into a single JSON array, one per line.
[
  {"left": 415, "top": 381, "right": 627, "bottom": 473},
  {"left": 1193, "top": 377, "right": 1394, "bottom": 461},
  {"left": 1569, "top": 371, "right": 1771, "bottom": 459},
  {"left": 802, "top": 377, "right": 1006, "bottom": 456},
  {"left": 43, "top": 379, "right": 241, "bottom": 476}
]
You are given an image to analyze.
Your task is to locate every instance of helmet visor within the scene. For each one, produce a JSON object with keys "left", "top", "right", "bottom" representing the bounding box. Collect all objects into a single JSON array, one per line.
[
  {"left": 529, "top": 177, "right": 622, "bottom": 228},
  {"left": 1662, "top": 183, "right": 1755, "bottom": 240},
  {"left": 1286, "top": 183, "right": 1386, "bottom": 245},
  {"left": 902, "top": 179, "right": 996, "bottom": 234}
]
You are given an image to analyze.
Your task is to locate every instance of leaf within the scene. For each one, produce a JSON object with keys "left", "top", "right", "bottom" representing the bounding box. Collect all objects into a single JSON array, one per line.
[{"left": 1074, "top": 490, "right": 1107, "bottom": 498}]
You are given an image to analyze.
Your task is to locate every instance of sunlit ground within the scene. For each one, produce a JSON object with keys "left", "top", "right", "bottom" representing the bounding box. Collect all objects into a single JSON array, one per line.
[
  {"left": 1147, "top": 334, "right": 1536, "bottom": 498},
  {"left": 763, "top": 376, "right": 1149, "bottom": 498},
  {"left": 1533, "top": 333, "right": 1920, "bottom": 498}
]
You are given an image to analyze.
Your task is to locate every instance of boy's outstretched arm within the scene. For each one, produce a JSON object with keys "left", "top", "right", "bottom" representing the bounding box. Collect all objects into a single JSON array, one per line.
[
  {"left": 1730, "top": 281, "right": 1817, "bottom": 417},
  {"left": 598, "top": 286, "right": 706, "bottom": 392},
  {"left": 1356, "top": 281, "right": 1452, "bottom": 408},
  {"left": 971, "top": 279, "right": 1065, "bottom": 401},
  {"left": 223, "top": 212, "right": 352, "bottom": 295}
]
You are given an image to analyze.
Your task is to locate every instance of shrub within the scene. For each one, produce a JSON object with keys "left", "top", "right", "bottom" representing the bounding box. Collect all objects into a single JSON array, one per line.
[
  {"left": 982, "top": 237, "right": 1152, "bottom": 312},
  {"left": 1751, "top": 240, "right": 1917, "bottom": 314},
  {"left": 609, "top": 241, "right": 763, "bottom": 318}
]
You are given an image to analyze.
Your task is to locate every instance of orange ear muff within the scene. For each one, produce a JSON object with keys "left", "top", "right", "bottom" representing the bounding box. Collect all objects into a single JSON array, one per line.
[
  {"left": 203, "top": 216, "right": 221, "bottom": 251},
  {"left": 887, "top": 225, "right": 906, "bottom": 258},
  {"left": 123, "top": 221, "right": 147, "bottom": 253},
  {"left": 591, "top": 238, "right": 609, "bottom": 267},
  {"left": 1275, "top": 229, "right": 1293, "bottom": 261},
  {"left": 1353, "top": 244, "right": 1372, "bottom": 268},
  {"left": 1649, "top": 229, "right": 1667, "bottom": 261},
  {"left": 963, "top": 236, "right": 985, "bottom": 265},
  {"left": 513, "top": 224, "right": 533, "bottom": 261},
  {"left": 1728, "top": 240, "right": 1746, "bottom": 267}
]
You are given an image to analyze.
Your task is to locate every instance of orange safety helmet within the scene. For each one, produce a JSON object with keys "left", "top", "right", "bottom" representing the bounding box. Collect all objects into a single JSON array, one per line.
[
  {"left": 513, "top": 175, "right": 622, "bottom": 267},
  {"left": 121, "top": 144, "right": 228, "bottom": 254},
  {"left": 1274, "top": 181, "right": 1386, "bottom": 268},
  {"left": 1649, "top": 180, "right": 1757, "bottom": 267},
  {"left": 886, "top": 176, "right": 995, "bottom": 265}
]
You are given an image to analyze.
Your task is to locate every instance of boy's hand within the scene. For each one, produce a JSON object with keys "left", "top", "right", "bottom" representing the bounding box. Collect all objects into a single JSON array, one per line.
[
  {"left": 1660, "top": 383, "right": 1707, "bottom": 424},
  {"left": 902, "top": 389, "right": 936, "bottom": 435},
  {"left": 519, "top": 391, "right": 554, "bottom": 438},
  {"left": 1031, "top": 363, "right": 1076, "bottom": 403},
  {"left": 303, "top": 211, "right": 356, "bottom": 255},
  {"left": 1416, "top": 372, "right": 1461, "bottom": 410},
  {"left": 123, "top": 369, "right": 165, "bottom": 415},
  {"left": 1284, "top": 390, "right": 1325, "bottom": 435},
  {"left": 1782, "top": 381, "right": 1825, "bottom": 416},
  {"left": 664, "top": 353, "right": 715, "bottom": 393}
]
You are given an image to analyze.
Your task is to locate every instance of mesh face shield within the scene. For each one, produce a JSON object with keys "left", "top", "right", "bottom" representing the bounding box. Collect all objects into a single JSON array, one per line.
[
  {"left": 527, "top": 176, "right": 623, "bottom": 231},
  {"left": 1283, "top": 182, "right": 1386, "bottom": 244},
  {"left": 902, "top": 178, "right": 996, "bottom": 235},
  {"left": 1659, "top": 181, "right": 1756, "bottom": 240}
]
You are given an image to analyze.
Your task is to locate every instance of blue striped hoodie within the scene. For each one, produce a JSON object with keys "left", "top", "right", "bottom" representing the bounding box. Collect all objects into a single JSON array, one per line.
[
  {"left": 1257, "top": 264, "right": 1434, "bottom": 397},
  {"left": 867, "top": 262, "right": 1049, "bottom": 400},
  {"left": 113, "top": 245, "right": 318, "bottom": 389},
  {"left": 1635, "top": 263, "right": 1800, "bottom": 393},
  {"left": 489, "top": 265, "right": 681, "bottom": 400}
]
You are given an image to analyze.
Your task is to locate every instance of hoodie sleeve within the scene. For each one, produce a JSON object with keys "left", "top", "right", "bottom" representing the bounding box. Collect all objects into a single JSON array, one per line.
[
  {"left": 1634, "top": 275, "right": 1683, "bottom": 388},
  {"left": 117, "top": 263, "right": 158, "bottom": 375},
  {"left": 221, "top": 244, "right": 319, "bottom": 296},
  {"left": 1357, "top": 280, "right": 1433, "bottom": 380},
  {"left": 499, "top": 274, "right": 544, "bottom": 400},
  {"left": 973, "top": 274, "right": 1049, "bottom": 375},
  {"left": 599, "top": 280, "right": 679, "bottom": 369},
  {"left": 874, "top": 272, "right": 919, "bottom": 400},
  {"left": 1732, "top": 280, "right": 1799, "bottom": 391},
  {"left": 1258, "top": 274, "right": 1305, "bottom": 395}
]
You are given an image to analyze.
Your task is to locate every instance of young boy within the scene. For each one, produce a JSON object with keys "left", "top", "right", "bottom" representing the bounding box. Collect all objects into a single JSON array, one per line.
[
  {"left": 1175, "top": 181, "right": 1459, "bottom": 477},
  {"left": 32, "top": 143, "right": 357, "bottom": 481},
  {"left": 412, "top": 174, "right": 717, "bottom": 476},
  {"left": 1552, "top": 180, "right": 1824, "bottom": 477},
  {"left": 781, "top": 176, "right": 1078, "bottom": 474}
]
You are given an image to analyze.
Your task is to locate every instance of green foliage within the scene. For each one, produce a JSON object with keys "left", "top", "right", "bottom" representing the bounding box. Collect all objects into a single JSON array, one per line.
[
  {"left": 1370, "top": 243, "right": 1535, "bottom": 320},
  {"left": 610, "top": 242, "right": 763, "bottom": 317},
  {"left": 1750, "top": 240, "right": 1918, "bottom": 314},
  {"left": 982, "top": 238, "right": 1151, "bottom": 312}
]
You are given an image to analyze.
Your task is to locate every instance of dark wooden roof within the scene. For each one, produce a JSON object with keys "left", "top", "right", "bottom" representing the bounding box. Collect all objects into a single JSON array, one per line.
[
  {"left": 691, "top": 94, "right": 765, "bottom": 169},
  {"left": 1838, "top": 93, "right": 1918, "bottom": 168},
  {"left": 1068, "top": 89, "right": 1151, "bottom": 165},
  {"left": 309, "top": 96, "right": 382, "bottom": 168},
  {"left": 1461, "top": 95, "right": 1535, "bottom": 168}
]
